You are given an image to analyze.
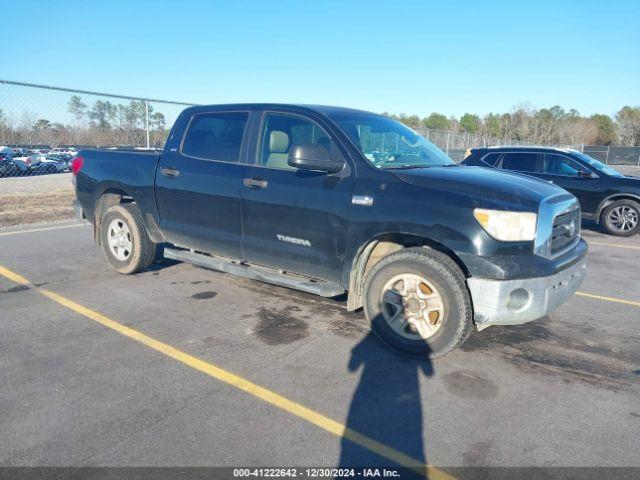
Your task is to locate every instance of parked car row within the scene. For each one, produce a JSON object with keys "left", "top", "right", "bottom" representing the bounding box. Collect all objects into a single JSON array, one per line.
[{"left": 0, "top": 146, "right": 77, "bottom": 177}]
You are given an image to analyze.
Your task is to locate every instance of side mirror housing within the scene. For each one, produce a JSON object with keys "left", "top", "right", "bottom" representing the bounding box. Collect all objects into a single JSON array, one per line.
[
  {"left": 288, "top": 144, "right": 344, "bottom": 173},
  {"left": 578, "top": 170, "right": 596, "bottom": 179}
]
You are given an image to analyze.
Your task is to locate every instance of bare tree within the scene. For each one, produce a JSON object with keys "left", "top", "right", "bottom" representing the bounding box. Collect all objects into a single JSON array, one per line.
[{"left": 616, "top": 106, "right": 640, "bottom": 146}]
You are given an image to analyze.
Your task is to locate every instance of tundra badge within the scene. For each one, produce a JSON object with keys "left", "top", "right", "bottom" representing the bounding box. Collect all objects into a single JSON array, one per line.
[
  {"left": 352, "top": 195, "right": 374, "bottom": 206},
  {"left": 276, "top": 234, "right": 311, "bottom": 247}
]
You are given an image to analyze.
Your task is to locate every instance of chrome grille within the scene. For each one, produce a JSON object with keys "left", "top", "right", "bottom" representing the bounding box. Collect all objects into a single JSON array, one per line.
[{"left": 550, "top": 208, "right": 580, "bottom": 255}]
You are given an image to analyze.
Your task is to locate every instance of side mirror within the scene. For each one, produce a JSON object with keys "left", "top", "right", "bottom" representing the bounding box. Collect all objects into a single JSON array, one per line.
[
  {"left": 288, "top": 143, "right": 344, "bottom": 173},
  {"left": 578, "top": 170, "right": 595, "bottom": 179}
]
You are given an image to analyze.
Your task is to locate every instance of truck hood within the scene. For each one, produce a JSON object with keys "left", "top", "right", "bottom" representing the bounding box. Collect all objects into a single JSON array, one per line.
[{"left": 392, "top": 165, "right": 568, "bottom": 211}]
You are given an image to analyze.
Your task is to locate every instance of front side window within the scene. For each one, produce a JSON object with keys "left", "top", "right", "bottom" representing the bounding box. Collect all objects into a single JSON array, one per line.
[
  {"left": 543, "top": 154, "right": 587, "bottom": 177},
  {"left": 182, "top": 112, "right": 248, "bottom": 162},
  {"left": 328, "top": 112, "right": 454, "bottom": 169},
  {"left": 481, "top": 152, "right": 502, "bottom": 167},
  {"left": 259, "top": 113, "right": 331, "bottom": 170},
  {"left": 500, "top": 152, "right": 539, "bottom": 173}
]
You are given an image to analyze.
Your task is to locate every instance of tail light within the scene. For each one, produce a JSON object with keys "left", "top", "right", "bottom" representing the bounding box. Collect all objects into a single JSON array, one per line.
[{"left": 71, "top": 156, "right": 84, "bottom": 175}]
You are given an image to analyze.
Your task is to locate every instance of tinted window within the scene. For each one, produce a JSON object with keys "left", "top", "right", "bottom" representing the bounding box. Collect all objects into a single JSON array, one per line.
[
  {"left": 500, "top": 152, "right": 539, "bottom": 172},
  {"left": 182, "top": 112, "right": 248, "bottom": 162},
  {"left": 259, "top": 113, "right": 331, "bottom": 170},
  {"left": 543, "top": 154, "right": 586, "bottom": 177}
]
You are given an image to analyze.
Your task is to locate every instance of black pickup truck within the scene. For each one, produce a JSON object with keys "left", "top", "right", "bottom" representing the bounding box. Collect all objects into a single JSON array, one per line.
[{"left": 73, "top": 104, "right": 587, "bottom": 357}]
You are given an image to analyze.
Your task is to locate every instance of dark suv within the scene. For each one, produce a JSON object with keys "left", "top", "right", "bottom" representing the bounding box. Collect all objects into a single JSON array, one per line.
[{"left": 462, "top": 146, "right": 640, "bottom": 236}]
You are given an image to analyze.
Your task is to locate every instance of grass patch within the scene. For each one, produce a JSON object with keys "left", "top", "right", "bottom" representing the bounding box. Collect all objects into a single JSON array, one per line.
[{"left": 0, "top": 188, "right": 75, "bottom": 228}]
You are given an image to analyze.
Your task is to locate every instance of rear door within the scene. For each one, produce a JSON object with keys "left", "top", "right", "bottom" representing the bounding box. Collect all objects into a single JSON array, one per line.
[
  {"left": 240, "top": 111, "right": 354, "bottom": 283},
  {"left": 155, "top": 111, "right": 250, "bottom": 258},
  {"left": 497, "top": 151, "right": 542, "bottom": 176}
]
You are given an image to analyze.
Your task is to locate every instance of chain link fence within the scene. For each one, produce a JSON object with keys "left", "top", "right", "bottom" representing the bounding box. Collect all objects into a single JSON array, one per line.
[
  {"left": 0, "top": 79, "right": 560, "bottom": 177},
  {"left": 0, "top": 80, "right": 194, "bottom": 180},
  {"left": 581, "top": 145, "right": 640, "bottom": 166},
  {"left": 415, "top": 128, "right": 546, "bottom": 163},
  {"left": 3, "top": 80, "right": 639, "bottom": 172}
]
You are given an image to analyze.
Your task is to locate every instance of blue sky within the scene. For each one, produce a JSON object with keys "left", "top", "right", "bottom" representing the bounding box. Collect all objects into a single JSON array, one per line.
[{"left": 2, "top": 0, "right": 639, "bottom": 118}]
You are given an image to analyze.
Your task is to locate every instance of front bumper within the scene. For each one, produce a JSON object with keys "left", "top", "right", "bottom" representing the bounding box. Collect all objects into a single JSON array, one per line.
[{"left": 467, "top": 255, "right": 587, "bottom": 327}]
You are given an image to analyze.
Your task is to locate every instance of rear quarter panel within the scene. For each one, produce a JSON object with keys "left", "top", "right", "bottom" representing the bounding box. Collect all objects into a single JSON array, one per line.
[{"left": 75, "top": 149, "right": 161, "bottom": 232}]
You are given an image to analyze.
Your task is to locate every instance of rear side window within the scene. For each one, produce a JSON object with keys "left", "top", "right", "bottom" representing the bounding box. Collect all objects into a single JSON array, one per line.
[
  {"left": 500, "top": 152, "right": 539, "bottom": 173},
  {"left": 182, "top": 112, "right": 248, "bottom": 162}
]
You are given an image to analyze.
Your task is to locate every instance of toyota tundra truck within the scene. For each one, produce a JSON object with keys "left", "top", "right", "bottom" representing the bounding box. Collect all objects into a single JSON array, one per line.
[{"left": 72, "top": 104, "right": 587, "bottom": 357}]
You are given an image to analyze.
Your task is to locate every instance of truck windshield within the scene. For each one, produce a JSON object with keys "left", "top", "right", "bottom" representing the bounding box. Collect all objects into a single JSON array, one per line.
[{"left": 329, "top": 112, "right": 455, "bottom": 169}]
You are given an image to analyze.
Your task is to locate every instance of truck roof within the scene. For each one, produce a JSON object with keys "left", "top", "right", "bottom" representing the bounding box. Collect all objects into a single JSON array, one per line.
[{"left": 181, "top": 103, "right": 376, "bottom": 116}]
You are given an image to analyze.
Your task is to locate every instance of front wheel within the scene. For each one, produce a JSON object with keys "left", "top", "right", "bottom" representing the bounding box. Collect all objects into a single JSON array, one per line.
[
  {"left": 363, "top": 247, "right": 473, "bottom": 358},
  {"left": 100, "top": 204, "right": 157, "bottom": 274},
  {"left": 601, "top": 199, "right": 640, "bottom": 237}
]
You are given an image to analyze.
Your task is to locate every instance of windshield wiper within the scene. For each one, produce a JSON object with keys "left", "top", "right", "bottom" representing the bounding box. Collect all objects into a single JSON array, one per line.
[
  {"left": 382, "top": 164, "right": 433, "bottom": 170},
  {"left": 383, "top": 163, "right": 457, "bottom": 170}
]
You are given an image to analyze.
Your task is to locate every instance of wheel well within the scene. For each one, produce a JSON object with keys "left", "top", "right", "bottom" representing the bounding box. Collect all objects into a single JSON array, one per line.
[
  {"left": 94, "top": 189, "right": 133, "bottom": 245},
  {"left": 345, "top": 233, "right": 468, "bottom": 311},
  {"left": 596, "top": 194, "right": 640, "bottom": 222}
]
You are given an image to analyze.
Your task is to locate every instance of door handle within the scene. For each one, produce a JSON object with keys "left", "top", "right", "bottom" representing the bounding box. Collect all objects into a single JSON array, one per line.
[
  {"left": 243, "top": 178, "right": 268, "bottom": 189},
  {"left": 160, "top": 167, "right": 180, "bottom": 177}
]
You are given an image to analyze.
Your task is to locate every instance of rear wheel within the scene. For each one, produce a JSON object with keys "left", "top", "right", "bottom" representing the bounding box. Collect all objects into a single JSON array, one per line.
[
  {"left": 363, "top": 247, "right": 473, "bottom": 358},
  {"left": 100, "top": 204, "right": 157, "bottom": 274},
  {"left": 602, "top": 199, "right": 640, "bottom": 237}
]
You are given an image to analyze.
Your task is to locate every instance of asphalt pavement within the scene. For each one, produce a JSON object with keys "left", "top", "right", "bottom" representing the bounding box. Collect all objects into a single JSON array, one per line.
[{"left": 0, "top": 220, "right": 639, "bottom": 476}]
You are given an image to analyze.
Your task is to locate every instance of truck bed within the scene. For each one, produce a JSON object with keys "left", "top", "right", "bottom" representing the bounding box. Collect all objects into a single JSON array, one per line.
[{"left": 75, "top": 148, "right": 162, "bottom": 227}]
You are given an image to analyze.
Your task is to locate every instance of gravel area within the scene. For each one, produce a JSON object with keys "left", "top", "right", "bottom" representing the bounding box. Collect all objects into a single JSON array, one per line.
[
  {"left": 0, "top": 173, "right": 73, "bottom": 195},
  {"left": 0, "top": 174, "right": 74, "bottom": 228}
]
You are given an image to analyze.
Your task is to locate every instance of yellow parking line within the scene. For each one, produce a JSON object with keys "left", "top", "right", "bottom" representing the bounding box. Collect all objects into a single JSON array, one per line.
[
  {"left": 0, "top": 264, "right": 452, "bottom": 480},
  {"left": 0, "top": 265, "right": 30, "bottom": 285},
  {"left": 588, "top": 241, "right": 640, "bottom": 251},
  {"left": 0, "top": 223, "right": 87, "bottom": 238},
  {"left": 576, "top": 291, "right": 640, "bottom": 308}
]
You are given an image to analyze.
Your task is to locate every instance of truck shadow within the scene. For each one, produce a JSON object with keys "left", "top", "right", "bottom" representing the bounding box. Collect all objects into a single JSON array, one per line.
[{"left": 339, "top": 328, "right": 434, "bottom": 478}]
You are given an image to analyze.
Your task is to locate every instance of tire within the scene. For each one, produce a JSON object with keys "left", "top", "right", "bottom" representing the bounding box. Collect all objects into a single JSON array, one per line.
[
  {"left": 100, "top": 204, "right": 157, "bottom": 274},
  {"left": 601, "top": 199, "right": 640, "bottom": 237},
  {"left": 363, "top": 247, "right": 473, "bottom": 359}
]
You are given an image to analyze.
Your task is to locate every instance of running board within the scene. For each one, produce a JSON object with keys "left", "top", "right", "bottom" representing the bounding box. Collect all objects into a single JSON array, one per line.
[{"left": 163, "top": 248, "right": 344, "bottom": 298}]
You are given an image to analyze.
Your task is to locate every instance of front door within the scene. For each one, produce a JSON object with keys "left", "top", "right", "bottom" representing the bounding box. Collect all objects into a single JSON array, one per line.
[
  {"left": 155, "top": 111, "right": 250, "bottom": 258},
  {"left": 240, "top": 112, "right": 354, "bottom": 283},
  {"left": 536, "top": 153, "right": 602, "bottom": 214}
]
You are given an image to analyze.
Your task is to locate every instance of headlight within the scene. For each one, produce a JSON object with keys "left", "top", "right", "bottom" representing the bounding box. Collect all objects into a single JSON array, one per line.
[{"left": 473, "top": 209, "right": 537, "bottom": 242}]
